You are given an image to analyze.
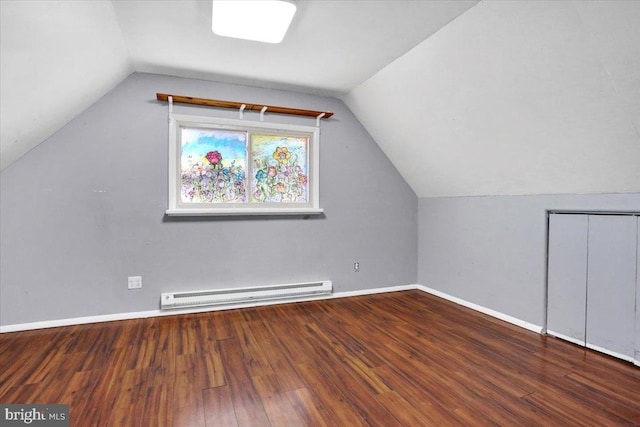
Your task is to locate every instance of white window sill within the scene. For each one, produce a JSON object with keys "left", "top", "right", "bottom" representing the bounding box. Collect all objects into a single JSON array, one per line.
[{"left": 165, "top": 208, "right": 324, "bottom": 217}]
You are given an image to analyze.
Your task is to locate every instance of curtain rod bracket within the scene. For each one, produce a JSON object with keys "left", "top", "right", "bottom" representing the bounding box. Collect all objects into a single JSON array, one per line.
[
  {"left": 316, "top": 112, "right": 326, "bottom": 126},
  {"left": 260, "top": 106, "right": 268, "bottom": 122},
  {"left": 239, "top": 104, "right": 246, "bottom": 119},
  {"left": 168, "top": 96, "right": 173, "bottom": 122}
]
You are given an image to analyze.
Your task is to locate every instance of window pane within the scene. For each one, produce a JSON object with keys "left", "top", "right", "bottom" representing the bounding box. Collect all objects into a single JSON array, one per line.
[
  {"left": 180, "top": 128, "right": 248, "bottom": 203},
  {"left": 251, "top": 134, "right": 309, "bottom": 203}
]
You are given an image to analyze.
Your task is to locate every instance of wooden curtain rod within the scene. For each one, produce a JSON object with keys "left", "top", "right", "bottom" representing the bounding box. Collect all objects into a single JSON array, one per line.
[{"left": 156, "top": 93, "right": 333, "bottom": 119}]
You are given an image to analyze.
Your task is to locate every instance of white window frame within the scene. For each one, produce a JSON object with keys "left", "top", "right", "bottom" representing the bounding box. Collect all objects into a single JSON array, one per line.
[{"left": 166, "top": 113, "right": 322, "bottom": 216}]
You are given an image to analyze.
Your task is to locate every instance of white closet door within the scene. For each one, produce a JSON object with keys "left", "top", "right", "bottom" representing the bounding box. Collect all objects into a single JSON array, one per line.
[
  {"left": 547, "top": 214, "right": 588, "bottom": 344},
  {"left": 586, "top": 215, "right": 637, "bottom": 360},
  {"left": 635, "top": 216, "right": 640, "bottom": 366}
]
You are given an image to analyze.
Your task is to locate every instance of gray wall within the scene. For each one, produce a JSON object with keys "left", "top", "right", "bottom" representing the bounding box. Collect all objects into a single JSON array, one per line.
[
  {"left": 418, "top": 193, "right": 640, "bottom": 327},
  {"left": 0, "top": 73, "right": 418, "bottom": 326}
]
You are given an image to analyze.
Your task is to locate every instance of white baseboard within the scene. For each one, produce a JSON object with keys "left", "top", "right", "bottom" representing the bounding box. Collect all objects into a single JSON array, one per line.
[
  {"left": 546, "top": 326, "right": 639, "bottom": 366},
  {"left": 585, "top": 343, "right": 636, "bottom": 365},
  {"left": 0, "top": 284, "right": 419, "bottom": 333},
  {"left": 0, "top": 310, "right": 164, "bottom": 333},
  {"left": 329, "top": 284, "right": 418, "bottom": 299},
  {"left": 0, "top": 283, "right": 540, "bottom": 334},
  {"left": 546, "top": 330, "right": 585, "bottom": 347},
  {"left": 3, "top": 284, "right": 636, "bottom": 365},
  {"left": 416, "top": 284, "right": 544, "bottom": 334}
]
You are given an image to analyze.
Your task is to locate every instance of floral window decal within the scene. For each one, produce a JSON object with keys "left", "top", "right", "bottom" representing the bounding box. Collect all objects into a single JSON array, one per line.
[
  {"left": 251, "top": 134, "right": 309, "bottom": 203},
  {"left": 167, "top": 114, "right": 321, "bottom": 216},
  {"left": 181, "top": 128, "right": 248, "bottom": 204}
]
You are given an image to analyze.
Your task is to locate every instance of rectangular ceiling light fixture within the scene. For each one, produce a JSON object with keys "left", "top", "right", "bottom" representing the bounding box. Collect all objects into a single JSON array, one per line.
[{"left": 212, "top": 0, "right": 296, "bottom": 44}]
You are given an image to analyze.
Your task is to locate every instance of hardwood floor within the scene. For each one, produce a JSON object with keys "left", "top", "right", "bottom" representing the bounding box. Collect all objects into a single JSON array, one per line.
[{"left": 1, "top": 290, "right": 639, "bottom": 426}]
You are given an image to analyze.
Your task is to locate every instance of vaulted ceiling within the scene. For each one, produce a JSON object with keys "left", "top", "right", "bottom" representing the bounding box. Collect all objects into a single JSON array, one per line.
[
  {"left": 345, "top": 0, "right": 640, "bottom": 197},
  {"left": 2, "top": 0, "right": 639, "bottom": 197}
]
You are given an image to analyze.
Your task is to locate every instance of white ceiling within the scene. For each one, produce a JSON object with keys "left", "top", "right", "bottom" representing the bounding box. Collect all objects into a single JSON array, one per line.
[
  {"left": 2, "top": 0, "right": 639, "bottom": 197},
  {"left": 1, "top": 0, "right": 131, "bottom": 171},
  {"left": 112, "top": 0, "right": 478, "bottom": 96},
  {"left": 345, "top": 0, "right": 640, "bottom": 197},
  {"left": 0, "top": 0, "right": 477, "bottom": 170}
]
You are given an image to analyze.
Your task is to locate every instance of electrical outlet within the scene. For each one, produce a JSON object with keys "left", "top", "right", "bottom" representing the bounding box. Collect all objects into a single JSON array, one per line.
[
  {"left": 128, "top": 276, "right": 142, "bottom": 289},
  {"left": 354, "top": 262, "right": 360, "bottom": 272}
]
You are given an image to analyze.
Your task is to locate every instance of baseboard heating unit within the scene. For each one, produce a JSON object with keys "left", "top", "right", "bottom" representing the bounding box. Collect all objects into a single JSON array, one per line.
[{"left": 160, "top": 280, "right": 333, "bottom": 310}]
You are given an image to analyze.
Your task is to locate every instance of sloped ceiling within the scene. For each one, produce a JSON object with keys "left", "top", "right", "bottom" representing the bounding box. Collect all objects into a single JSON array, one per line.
[
  {"left": 111, "top": 0, "right": 477, "bottom": 95},
  {"left": 2, "top": 0, "right": 638, "bottom": 197},
  {"left": 0, "top": 1, "right": 132, "bottom": 170},
  {"left": 0, "top": 0, "right": 476, "bottom": 170},
  {"left": 345, "top": 0, "right": 640, "bottom": 197}
]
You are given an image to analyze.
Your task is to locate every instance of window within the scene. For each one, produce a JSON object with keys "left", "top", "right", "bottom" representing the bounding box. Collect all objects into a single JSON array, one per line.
[{"left": 166, "top": 114, "right": 321, "bottom": 216}]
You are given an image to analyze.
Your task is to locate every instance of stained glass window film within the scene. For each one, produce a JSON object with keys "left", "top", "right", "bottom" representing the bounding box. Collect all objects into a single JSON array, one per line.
[
  {"left": 250, "top": 134, "right": 309, "bottom": 203},
  {"left": 180, "top": 128, "right": 248, "bottom": 203},
  {"left": 167, "top": 114, "right": 321, "bottom": 216}
]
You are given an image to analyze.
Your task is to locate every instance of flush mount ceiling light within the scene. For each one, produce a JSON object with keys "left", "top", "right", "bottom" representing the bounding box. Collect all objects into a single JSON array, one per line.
[{"left": 212, "top": 0, "right": 296, "bottom": 44}]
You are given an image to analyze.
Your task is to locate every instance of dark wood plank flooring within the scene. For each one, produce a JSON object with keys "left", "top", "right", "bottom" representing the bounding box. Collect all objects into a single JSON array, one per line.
[{"left": 1, "top": 290, "right": 639, "bottom": 426}]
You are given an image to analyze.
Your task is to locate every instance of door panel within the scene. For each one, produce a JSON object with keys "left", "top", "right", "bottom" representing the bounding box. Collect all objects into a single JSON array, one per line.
[
  {"left": 635, "top": 216, "right": 639, "bottom": 365},
  {"left": 586, "top": 215, "right": 637, "bottom": 359},
  {"left": 547, "top": 214, "right": 588, "bottom": 344}
]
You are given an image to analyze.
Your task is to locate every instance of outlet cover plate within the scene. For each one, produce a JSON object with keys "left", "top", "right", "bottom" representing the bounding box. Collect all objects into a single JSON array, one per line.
[{"left": 128, "top": 276, "right": 142, "bottom": 289}]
